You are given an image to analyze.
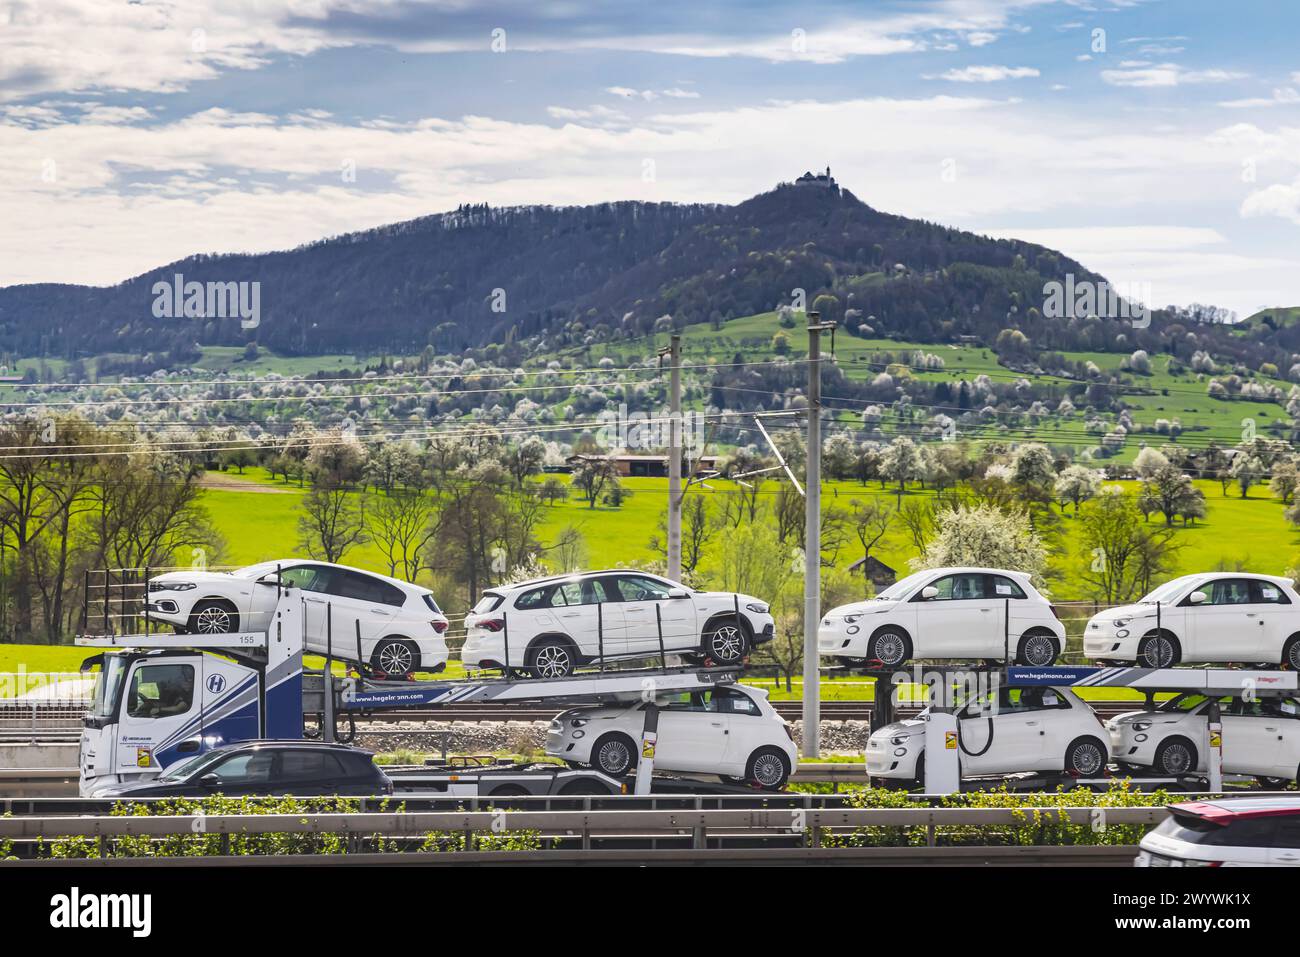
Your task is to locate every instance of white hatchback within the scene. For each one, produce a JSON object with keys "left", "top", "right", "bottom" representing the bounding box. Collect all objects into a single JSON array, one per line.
[
  {"left": 146, "top": 561, "right": 450, "bottom": 676},
  {"left": 866, "top": 686, "right": 1110, "bottom": 786},
  {"left": 820, "top": 567, "right": 1065, "bottom": 668},
  {"left": 1137, "top": 798, "right": 1300, "bottom": 867},
  {"left": 1085, "top": 573, "right": 1300, "bottom": 669},
  {"left": 545, "top": 684, "right": 797, "bottom": 789},
  {"left": 1108, "top": 693, "right": 1300, "bottom": 783},
  {"left": 461, "top": 570, "right": 775, "bottom": 677}
]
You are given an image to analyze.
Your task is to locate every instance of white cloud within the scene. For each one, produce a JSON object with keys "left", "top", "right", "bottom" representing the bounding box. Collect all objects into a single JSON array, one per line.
[
  {"left": 1101, "top": 63, "right": 1249, "bottom": 88},
  {"left": 1242, "top": 176, "right": 1300, "bottom": 225},
  {"left": 930, "top": 65, "right": 1040, "bottom": 83},
  {"left": 966, "top": 31, "right": 999, "bottom": 47},
  {"left": 1219, "top": 88, "right": 1300, "bottom": 109}
]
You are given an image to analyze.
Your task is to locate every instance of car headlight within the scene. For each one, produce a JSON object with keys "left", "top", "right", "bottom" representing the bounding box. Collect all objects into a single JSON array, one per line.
[
  {"left": 890, "top": 735, "right": 912, "bottom": 746},
  {"left": 149, "top": 582, "right": 196, "bottom": 592},
  {"left": 843, "top": 614, "right": 862, "bottom": 624},
  {"left": 746, "top": 602, "right": 769, "bottom": 614},
  {"left": 1131, "top": 721, "right": 1151, "bottom": 732},
  {"left": 570, "top": 718, "right": 588, "bottom": 728},
  {"left": 1112, "top": 618, "right": 1128, "bottom": 628}
]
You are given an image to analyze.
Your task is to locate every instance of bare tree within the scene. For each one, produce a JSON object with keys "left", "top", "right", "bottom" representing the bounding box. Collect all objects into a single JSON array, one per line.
[
  {"left": 298, "top": 484, "right": 368, "bottom": 564},
  {"left": 367, "top": 489, "right": 439, "bottom": 581}
]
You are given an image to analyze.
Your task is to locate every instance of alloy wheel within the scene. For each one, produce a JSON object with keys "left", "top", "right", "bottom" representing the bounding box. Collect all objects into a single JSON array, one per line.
[
  {"left": 1022, "top": 633, "right": 1056, "bottom": 666},
  {"left": 194, "top": 607, "right": 232, "bottom": 633},
  {"left": 751, "top": 752, "right": 787, "bottom": 788},
  {"left": 378, "top": 642, "right": 414, "bottom": 675},
  {"left": 709, "top": 625, "right": 743, "bottom": 661},
  {"left": 534, "top": 645, "right": 571, "bottom": 678}
]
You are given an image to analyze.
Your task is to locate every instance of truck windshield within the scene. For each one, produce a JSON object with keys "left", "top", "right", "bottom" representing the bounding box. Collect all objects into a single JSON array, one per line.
[{"left": 91, "top": 656, "right": 129, "bottom": 719}]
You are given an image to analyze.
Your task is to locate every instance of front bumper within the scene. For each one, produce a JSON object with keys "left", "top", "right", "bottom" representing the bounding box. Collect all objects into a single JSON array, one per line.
[
  {"left": 865, "top": 734, "right": 921, "bottom": 779},
  {"left": 1083, "top": 622, "right": 1142, "bottom": 660},
  {"left": 818, "top": 617, "right": 870, "bottom": 659}
]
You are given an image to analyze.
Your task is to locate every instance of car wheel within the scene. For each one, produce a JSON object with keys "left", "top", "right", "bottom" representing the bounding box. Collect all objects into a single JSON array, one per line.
[
  {"left": 1017, "top": 630, "right": 1060, "bottom": 667},
  {"left": 1065, "top": 737, "right": 1108, "bottom": 777},
  {"left": 189, "top": 600, "right": 238, "bottom": 634},
  {"left": 1257, "top": 775, "right": 1291, "bottom": 790},
  {"left": 529, "top": 638, "right": 575, "bottom": 678},
  {"left": 867, "top": 628, "right": 911, "bottom": 668},
  {"left": 1283, "top": 635, "right": 1300, "bottom": 671},
  {"left": 372, "top": 639, "right": 417, "bottom": 677},
  {"left": 557, "top": 778, "right": 612, "bottom": 796},
  {"left": 591, "top": 734, "right": 636, "bottom": 777},
  {"left": 746, "top": 747, "right": 791, "bottom": 790},
  {"left": 1137, "top": 631, "right": 1181, "bottom": 668},
  {"left": 702, "top": 618, "right": 747, "bottom": 664},
  {"left": 1154, "top": 737, "right": 1197, "bottom": 776}
]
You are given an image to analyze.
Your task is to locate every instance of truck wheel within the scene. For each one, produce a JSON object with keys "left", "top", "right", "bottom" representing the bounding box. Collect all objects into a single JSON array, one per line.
[
  {"left": 557, "top": 778, "right": 612, "bottom": 796},
  {"left": 1017, "top": 630, "right": 1059, "bottom": 667},
  {"left": 1065, "top": 737, "right": 1108, "bottom": 776},
  {"left": 1154, "top": 737, "right": 1197, "bottom": 776},
  {"left": 372, "top": 639, "right": 417, "bottom": 677},
  {"left": 189, "top": 600, "right": 238, "bottom": 634},
  {"left": 1138, "top": 632, "right": 1180, "bottom": 668},
  {"left": 746, "top": 747, "right": 791, "bottom": 790},
  {"left": 702, "top": 618, "right": 746, "bottom": 664},
  {"left": 592, "top": 734, "right": 636, "bottom": 777}
]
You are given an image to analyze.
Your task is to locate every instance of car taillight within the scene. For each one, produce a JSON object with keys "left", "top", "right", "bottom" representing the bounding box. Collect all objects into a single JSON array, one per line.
[
  {"left": 431, "top": 620, "right": 448, "bottom": 633},
  {"left": 783, "top": 723, "right": 795, "bottom": 742},
  {"left": 479, "top": 618, "right": 505, "bottom": 632},
  {"left": 1050, "top": 605, "right": 1061, "bottom": 620}
]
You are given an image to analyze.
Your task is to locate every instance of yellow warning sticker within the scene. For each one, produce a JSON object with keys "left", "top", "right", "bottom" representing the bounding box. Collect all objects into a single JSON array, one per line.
[
  {"left": 945, "top": 731, "right": 958, "bottom": 750},
  {"left": 642, "top": 742, "right": 656, "bottom": 759},
  {"left": 1209, "top": 731, "right": 1222, "bottom": 748},
  {"left": 136, "top": 748, "right": 152, "bottom": 768}
]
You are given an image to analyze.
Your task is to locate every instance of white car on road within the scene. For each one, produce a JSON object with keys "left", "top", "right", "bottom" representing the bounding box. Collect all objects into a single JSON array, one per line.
[
  {"left": 146, "top": 561, "right": 450, "bottom": 676},
  {"left": 1137, "top": 798, "right": 1300, "bottom": 867},
  {"left": 866, "top": 686, "right": 1110, "bottom": 786},
  {"left": 461, "top": 570, "right": 775, "bottom": 677},
  {"left": 1084, "top": 573, "right": 1300, "bottom": 669},
  {"left": 820, "top": 567, "right": 1065, "bottom": 668},
  {"left": 1108, "top": 693, "right": 1300, "bottom": 783},
  {"left": 545, "top": 684, "right": 797, "bottom": 789}
]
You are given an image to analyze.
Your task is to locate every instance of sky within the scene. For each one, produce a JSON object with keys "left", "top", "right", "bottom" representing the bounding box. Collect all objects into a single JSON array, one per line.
[{"left": 1, "top": 0, "right": 1298, "bottom": 318}]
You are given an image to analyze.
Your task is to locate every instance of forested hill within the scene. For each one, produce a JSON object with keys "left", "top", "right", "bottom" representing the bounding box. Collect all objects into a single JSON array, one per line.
[{"left": 1, "top": 178, "right": 1290, "bottom": 370}]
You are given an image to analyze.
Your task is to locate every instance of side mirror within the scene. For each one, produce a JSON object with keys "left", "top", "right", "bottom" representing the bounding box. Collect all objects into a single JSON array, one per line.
[
  {"left": 198, "top": 773, "right": 221, "bottom": 788},
  {"left": 920, "top": 585, "right": 939, "bottom": 600},
  {"left": 258, "top": 576, "right": 292, "bottom": 588},
  {"left": 1188, "top": 590, "right": 1207, "bottom": 605},
  {"left": 667, "top": 587, "right": 688, "bottom": 599}
]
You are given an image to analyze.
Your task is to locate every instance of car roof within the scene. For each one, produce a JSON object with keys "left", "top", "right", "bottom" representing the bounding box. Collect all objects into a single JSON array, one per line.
[
  {"left": 242, "top": 560, "right": 431, "bottom": 595},
  {"left": 916, "top": 566, "right": 1034, "bottom": 581},
  {"left": 494, "top": 569, "right": 669, "bottom": 592},
  {"left": 207, "top": 739, "right": 374, "bottom": 756},
  {"left": 1172, "top": 796, "right": 1300, "bottom": 822}
]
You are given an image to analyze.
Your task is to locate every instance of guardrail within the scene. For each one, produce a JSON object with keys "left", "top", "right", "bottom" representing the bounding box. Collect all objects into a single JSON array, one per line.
[{"left": 0, "top": 805, "right": 1168, "bottom": 859}]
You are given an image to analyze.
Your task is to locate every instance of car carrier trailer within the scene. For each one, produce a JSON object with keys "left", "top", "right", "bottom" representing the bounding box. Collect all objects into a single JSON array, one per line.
[
  {"left": 74, "top": 587, "right": 750, "bottom": 797},
  {"left": 865, "top": 661, "right": 1298, "bottom": 794}
]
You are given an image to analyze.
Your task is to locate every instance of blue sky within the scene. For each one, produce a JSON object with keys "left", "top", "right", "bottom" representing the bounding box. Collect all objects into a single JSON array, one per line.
[{"left": 2, "top": 0, "right": 1298, "bottom": 317}]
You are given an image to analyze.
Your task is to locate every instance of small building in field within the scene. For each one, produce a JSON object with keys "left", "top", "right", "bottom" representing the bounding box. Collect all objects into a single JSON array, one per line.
[
  {"left": 847, "top": 555, "right": 897, "bottom": 589},
  {"left": 564, "top": 453, "right": 721, "bottom": 478}
]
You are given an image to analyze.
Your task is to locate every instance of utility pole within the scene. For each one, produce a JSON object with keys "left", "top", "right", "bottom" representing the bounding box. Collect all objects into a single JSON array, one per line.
[
  {"left": 803, "top": 311, "right": 834, "bottom": 759},
  {"left": 660, "top": 333, "right": 683, "bottom": 582}
]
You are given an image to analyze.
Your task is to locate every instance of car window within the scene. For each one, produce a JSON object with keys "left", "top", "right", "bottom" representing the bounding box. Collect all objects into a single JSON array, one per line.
[
  {"left": 279, "top": 750, "right": 346, "bottom": 783},
  {"left": 1251, "top": 581, "right": 1292, "bottom": 605},
  {"left": 277, "top": 565, "right": 331, "bottom": 592},
  {"left": 552, "top": 582, "right": 584, "bottom": 606},
  {"left": 988, "top": 575, "right": 1027, "bottom": 600},
  {"left": 713, "top": 687, "right": 761, "bottom": 715},
  {"left": 1215, "top": 818, "right": 1279, "bottom": 848},
  {"left": 1201, "top": 579, "right": 1253, "bottom": 606},
  {"left": 659, "top": 692, "right": 705, "bottom": 712},
  {"left": 924, "top": 574, "right": 987, "bottom": 601},
  {"left": 330, "top": 570, "right": 405, "bottom": 606},
  {"left": 616, "top": 575, "right": 672, "bottom": 601},
  {"left": 127, "top": 664, "right": 195, "bottom": 718},
  {"left": 514, "top": 587, "right": 550, "bottom": 610},
  {"left": 207, "top": 751, "right": 274, "bottom": 785},
  {"left": 1261, "top": 697, "right": 1300, "bottom": 719},
  {"left": 1274, "top": 819, "right": 1300, "bottom": 850},
  {"left": 1159, "top": 693, "right": 1209, "bottom": 713}
]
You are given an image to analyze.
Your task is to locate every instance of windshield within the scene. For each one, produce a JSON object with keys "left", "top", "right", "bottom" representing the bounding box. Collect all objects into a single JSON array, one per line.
[
  {"left": 1139, "top": 577, "right": 1197, "bottom": 604},
  {"left": 874, "top": 570, "right": 932, "bottom": 601},
  {"left": 157, "top": 751, "right": 222, "bottom": 782},
  {"left": 1157, "top": 693, "right": 1214, "bottom": 713},
  {"left": 92, "top": 656, "right": 129, "bottom": 719},
  {"left": 232, "top": 561, "right": 281, "bottom": 580}
]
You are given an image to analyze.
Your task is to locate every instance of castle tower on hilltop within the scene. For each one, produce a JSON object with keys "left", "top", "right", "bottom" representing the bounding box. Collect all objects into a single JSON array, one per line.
[{"left": 795, "top": 166, "right": 838, "bottom": 191}]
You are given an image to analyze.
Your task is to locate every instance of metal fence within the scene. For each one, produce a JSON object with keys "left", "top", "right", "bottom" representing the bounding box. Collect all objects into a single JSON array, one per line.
[{"left": 0, "top": 673, "right": 91, "bottom": 741}]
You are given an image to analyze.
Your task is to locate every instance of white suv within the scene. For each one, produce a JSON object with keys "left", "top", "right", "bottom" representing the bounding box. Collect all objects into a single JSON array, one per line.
[
  {"left": 866, "top": 686, "right": 1110, "bottom": 786},
  {"left": 1085, "top": 573, "right": 1300, "bottom": 668},
  {"left": 820, "top": 567, "right": 1065, "bottom": 667},
  {"left": 461, "top": 570, "right": 774, "bottom": 677},
  {"left": 1108, "top": 693, "right": 1300, "bottom": 783},
  {"left": 545, "top": 684, "right": 797, "bottom": 789},
  {"left": 1137, "top": 798, "right": 1300, "bottom": 867},
  {"left": 146, "top": 561, "right": 450, "bottom": 676}
]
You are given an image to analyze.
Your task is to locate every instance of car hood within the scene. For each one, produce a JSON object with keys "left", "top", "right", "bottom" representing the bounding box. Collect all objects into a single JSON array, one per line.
[
  {"left": 92, "top": 779, "right": 185, "bottom": 797},
  {"left": 1091, "top": 603, "right": 1159, "bottom": 624},
  {"left": 828, "top": 599, "right": 900, "bottom": 620},
  {"left": 869, "top": 717, "right": 927, "bottom": 741},
  {"left": 555, "top": 706, "right": 629, "bottom": 723},
  {"left": 149, "top": 569, "right": 246, "bottom": 587}
]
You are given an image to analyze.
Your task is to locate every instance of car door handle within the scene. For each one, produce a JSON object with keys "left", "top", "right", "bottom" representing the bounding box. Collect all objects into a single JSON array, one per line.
[
  {"left": 371, "top": 609, "right": 387, "bottom": 615},
  {"left": 979, "top": 608, "right": 992, "bottom": 613},
  {"left": 1026, "top": 721, "right": 1038, "bottom": 726},
  {"left": 710, "top": 721, "right": 723, "bottom": 727},
  {"left": 1264, "top": 726, "right": 1278, "bottom": 732},
  {"left": 560, "top": 612, "right": 581, "bottom": 618}
]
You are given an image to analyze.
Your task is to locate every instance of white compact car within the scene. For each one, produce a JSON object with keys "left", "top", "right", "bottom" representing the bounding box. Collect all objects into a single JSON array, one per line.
[
  {"left": 820, "top": 567, "right": 1065, "bottom": 667},
  {"left": 1085, "top": 573, "right": 1300, "bottom": 668},
  {"left": 146, "top": 561, "right": 450, "bottom": 676},
  {"left": 1108, "top": 693, "right": 1300, "bottom": 783},
  {"left": 545, "top": 684, "right": 797, "bottom": 789},
  {"left": 866, "top": 685, "right": 1110, "bottom": 786},
  {"left": 1137, "top": 798, "right": 1300, "bottom": 867},
  {"left": 461, "top": 570, "right": 775, "bottom": 677}
]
